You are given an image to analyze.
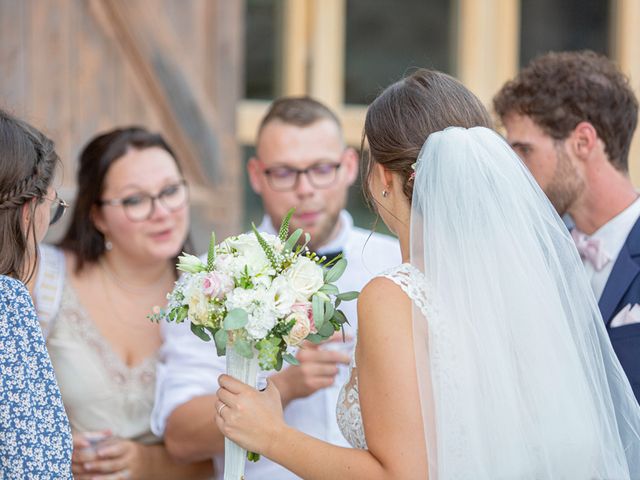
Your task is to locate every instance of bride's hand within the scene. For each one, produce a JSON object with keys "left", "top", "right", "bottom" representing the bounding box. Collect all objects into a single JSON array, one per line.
[{"left": 215, "top": 375, "right": 284, "bottom": 454}]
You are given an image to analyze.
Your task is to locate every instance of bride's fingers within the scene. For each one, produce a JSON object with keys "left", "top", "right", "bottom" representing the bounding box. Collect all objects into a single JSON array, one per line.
[
  {"left": 218, "top": 374, "right": 252, "bottom": 393},
  {"left": 216, "top": 387, "right": 237, "bottom": 408}
]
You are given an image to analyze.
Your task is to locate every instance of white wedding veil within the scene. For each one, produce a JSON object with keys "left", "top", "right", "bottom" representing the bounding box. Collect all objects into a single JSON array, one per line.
[{"left": 410, "top": 126, "right": 640, "bottom": 479}]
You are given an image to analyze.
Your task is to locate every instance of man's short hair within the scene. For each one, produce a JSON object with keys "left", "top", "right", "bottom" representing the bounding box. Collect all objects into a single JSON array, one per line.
[
  {"left": 257, "top": 96, "right": 342, "bottom": 139},
  {"left": 493, "top": 50, "right": 638, "bottom": 171}
]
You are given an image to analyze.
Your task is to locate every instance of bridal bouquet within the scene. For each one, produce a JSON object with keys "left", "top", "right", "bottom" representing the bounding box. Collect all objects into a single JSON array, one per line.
[{"left": 156, "top": 209, "right": 357, "bottom": 479}]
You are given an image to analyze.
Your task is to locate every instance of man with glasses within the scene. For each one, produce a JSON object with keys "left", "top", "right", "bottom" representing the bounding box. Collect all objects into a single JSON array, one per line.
[{"left": 152, "top": 97, "right": 400, "bottom": 479}]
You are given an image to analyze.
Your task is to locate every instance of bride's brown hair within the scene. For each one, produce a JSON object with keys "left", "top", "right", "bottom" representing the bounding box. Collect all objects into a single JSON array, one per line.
[{"left": 362, "top": 69, "right": 493, "bottom": 206}]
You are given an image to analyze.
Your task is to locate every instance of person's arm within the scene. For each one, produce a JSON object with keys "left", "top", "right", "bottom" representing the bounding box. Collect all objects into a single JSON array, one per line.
[
  {"left": 71, "top": 434, "right": 214, "bottom": 480},
  {"left": 164, "top": 345, "right": 350, "bottom": 462},
  {"left": 216, "top": 277, "right": 428, "bottom": 479}
]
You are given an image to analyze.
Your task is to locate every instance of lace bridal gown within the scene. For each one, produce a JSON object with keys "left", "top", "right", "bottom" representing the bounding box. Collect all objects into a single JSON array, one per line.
[{"left": 336, "top": 263, "right": 431, "bottom": 450}]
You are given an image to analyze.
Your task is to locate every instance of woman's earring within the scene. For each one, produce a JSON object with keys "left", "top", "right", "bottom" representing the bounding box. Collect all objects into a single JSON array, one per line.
[
  {"left": 105, "top": 239, "right": 113, "bottom": 251},
  {"left": 382, "top": 189, "right": 389, "bottom": 198}
]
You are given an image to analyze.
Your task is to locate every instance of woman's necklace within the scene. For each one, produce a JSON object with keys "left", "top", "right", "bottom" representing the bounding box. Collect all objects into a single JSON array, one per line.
[{"left": 100, "top": 257, "right": 171, "bottom": 295}]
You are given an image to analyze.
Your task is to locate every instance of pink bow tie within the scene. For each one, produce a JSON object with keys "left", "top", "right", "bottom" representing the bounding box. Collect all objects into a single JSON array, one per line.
[{"left": 571, "top": 229, "right": 611, "bottom": 271}]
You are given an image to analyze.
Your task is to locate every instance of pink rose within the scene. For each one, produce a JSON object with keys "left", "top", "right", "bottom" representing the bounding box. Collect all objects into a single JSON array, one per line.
[
  {"left": 291, "top": 302, "right": 316, "bottom": 333},
  {"left": 283, "top": 311, "right": 311, "bottom": 347},
  {"left": 202, "top": 272, "right": 234, "bottom": 299}
]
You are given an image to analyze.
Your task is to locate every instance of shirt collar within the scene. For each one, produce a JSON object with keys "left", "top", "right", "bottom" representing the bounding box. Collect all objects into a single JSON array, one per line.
[{"left": 585, "top": 195, "right": 640, "bottom": 257}]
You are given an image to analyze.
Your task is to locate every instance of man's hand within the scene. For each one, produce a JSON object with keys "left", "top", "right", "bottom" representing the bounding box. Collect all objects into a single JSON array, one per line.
[{"left": 270, "top": 337, "right": 351, "bottom": 406}]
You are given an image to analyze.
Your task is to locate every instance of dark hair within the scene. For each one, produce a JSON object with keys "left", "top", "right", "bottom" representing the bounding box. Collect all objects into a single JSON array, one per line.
[
  {"left": 59, "top": 126, "right": 192, "bottom": 272},
  {"left": 0, "top": 109, "right": 59, "bottom": 282},
  {"left": 493, "top": 50, "right": 638, "bottom": 172},
  {"left": 258, "top": 96, "right": 342, "bottom": 139},
  {"left": 362, "top": 69, "right": 493, "bottom": 205}
]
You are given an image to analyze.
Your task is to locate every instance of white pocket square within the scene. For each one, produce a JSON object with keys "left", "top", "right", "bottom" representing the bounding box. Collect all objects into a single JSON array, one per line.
[{"left": 610, "top": 304, "right": 640, "bottom": 328}]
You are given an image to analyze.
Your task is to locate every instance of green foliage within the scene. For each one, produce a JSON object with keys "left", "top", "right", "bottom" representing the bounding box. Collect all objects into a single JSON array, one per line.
[
  {"left": 207, "top": 232, "right": 216, "bottom": 271},
  {"left": 312, "top": 294, "right": 325, "bottom": 332},
  {"left": 282, "top": 352, "right": 300, "bottom": 366},
  {"left": 252, "top": 223, "right": 279, "bottom": 270},
  {"left": 283, "top": 228, "right": 303, "bottom": 253},
  {"left": 214, "top": 328, "right": 228, "bottom": 356},
  {"left": 278, "top": 208, "right": 295, "bottom": 242},
  {"left": 324, "top": 258, "right": 347, "bottom": 283},
  {"left": 336, "top": 291, "right": 359, "bottom": 301},
  {"left": 234, "top": 338, "right": 254, "bottom": 358},
  {"left": 190, "top": 322, "right": 211, "bottom": 342},
  {"left": 256, "top": 337, "right": 281, "bottom": 370},
  {"left": 224, "top": 308, "right": 249, "bottom": 330}
]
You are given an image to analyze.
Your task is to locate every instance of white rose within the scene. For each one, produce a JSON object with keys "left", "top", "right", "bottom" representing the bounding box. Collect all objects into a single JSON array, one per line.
[
  {"left": 269, "top": 276, "right": 297, "bottom": 316},
  {"left": 285, "top": 256, "right": 325, "bottom": 301},
  {"left": 283, "top": 311, "right": 311, "bottom": 346},
  {"left": 226, "top": 234, "right": 273, "bottom": 277}
]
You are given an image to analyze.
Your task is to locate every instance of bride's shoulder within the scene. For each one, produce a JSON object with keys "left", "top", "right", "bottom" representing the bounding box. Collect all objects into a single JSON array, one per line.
[{"left": 358, "top": 274, "right": 412, "bottom": 323}]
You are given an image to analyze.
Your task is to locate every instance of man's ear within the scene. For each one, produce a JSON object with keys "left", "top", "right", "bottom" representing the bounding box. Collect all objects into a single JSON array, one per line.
[
  {"left": 341, "top": 147, "right": 359, "bottom": 186},
  {"left": 247, "top": 157, "right": 264, "bottom": 194},
  {"left": 569, "top": 121, "right": 599, "bottom": 160}
]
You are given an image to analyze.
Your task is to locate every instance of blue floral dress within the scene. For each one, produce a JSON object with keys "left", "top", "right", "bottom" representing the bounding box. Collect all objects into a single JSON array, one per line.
[{"left": 0, "top": 275, "right": 72, "bottom": 479}]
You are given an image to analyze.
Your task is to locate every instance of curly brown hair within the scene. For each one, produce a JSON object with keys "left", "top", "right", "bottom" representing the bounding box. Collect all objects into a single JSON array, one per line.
[{"left": 493, "top": 50, "right": 638, "bottom": 172}]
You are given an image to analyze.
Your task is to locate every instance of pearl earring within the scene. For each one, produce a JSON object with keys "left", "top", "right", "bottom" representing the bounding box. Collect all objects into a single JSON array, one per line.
[
  {"left": 105, "top": 239, "right": 113, "bottom": 251},
  {"left": 382, "top": 189, "right": 389, "bottom": 198}
]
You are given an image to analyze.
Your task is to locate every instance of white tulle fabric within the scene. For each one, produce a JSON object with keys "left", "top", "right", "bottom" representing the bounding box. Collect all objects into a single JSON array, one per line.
[{"left": 411, "top": 127, "right": 640, "bottom": 479}]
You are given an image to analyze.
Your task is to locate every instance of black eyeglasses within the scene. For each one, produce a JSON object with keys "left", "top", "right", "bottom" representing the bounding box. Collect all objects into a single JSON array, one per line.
[
  {"left": 262, "top": 162, "right": 342, "bottom": 191},
  {"left": 43, "top": 193, "right": 69, "bottom": 226},
  {"left": 99, "top": 180, "right": 188, "bottom": 222}
]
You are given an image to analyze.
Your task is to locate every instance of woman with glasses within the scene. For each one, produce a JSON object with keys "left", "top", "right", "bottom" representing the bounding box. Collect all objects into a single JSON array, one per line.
[
  {"left": 0, "top": 109, "right": 72, "bottom": 478},
  {"left": 34, "top": 127, "right": 213, "bottom": 479}
]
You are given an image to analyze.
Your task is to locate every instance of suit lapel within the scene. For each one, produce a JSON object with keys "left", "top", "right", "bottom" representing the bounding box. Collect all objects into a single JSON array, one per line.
[{"left": 599, "top": 216, "right": 640, "bottom": 324}]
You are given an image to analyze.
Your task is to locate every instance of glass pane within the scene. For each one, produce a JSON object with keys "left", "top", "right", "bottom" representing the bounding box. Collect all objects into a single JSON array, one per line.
[
  {"left": 520, "top": 0, "right": 611, "bottom": 68},
  {"left": 345, "top": 0, "right": 454, "bottom": 105},
  {"left": 245, "top": 0, "right": 280, "bottom": 100}
]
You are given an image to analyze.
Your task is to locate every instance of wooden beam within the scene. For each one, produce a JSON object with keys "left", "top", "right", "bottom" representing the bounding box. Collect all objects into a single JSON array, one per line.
[
  {"left": 457, "top": 0, "right": 519, "bottom": 106},
  {"left": 281, "top": 0, "right": 309, "bottom": 96},
  {"left": 612, "top": 0, "right": 640, "bottom": 185},
  {"left": 308, "top": 0, "right": 345, "bottom": 111}
]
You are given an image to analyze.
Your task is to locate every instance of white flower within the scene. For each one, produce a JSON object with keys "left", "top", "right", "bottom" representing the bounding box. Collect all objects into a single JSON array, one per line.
[
  {"left": 268, "top": 276, "right": 296, "bottom": 316},
  {"left": 177, "top": 253, "right": 206, "bottom": 274},
  {"left": 225, "top": 233, "right": 275, "bottom": 277},
  {"left": 185, "top": 274, "right": 211, "bottom": 326},
  {"left": 203, "top": 271, "right": 234, "bottom": 299},
  {"left": 283, "top": 310, "right": 311, "bottom": 346},
  {"left": 246, "top": 307, "right": 277, "bottom": 340},
  {"left": 285, "top": 256, "right": 325, "bottom": 301}
]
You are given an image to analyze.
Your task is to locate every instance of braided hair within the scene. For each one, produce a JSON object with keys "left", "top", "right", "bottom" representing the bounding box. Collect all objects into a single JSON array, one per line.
[{"left": 0, "top": 109, "right": 59, "bottom": 282}]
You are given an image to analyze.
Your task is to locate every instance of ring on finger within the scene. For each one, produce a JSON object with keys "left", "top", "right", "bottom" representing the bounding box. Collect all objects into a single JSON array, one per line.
[{"left": 217, "top": 403, "right": 227, "bottom": 415}]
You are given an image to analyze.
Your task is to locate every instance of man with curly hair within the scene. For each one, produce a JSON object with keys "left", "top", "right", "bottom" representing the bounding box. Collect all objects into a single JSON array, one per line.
[{"left": 494, "top": 50, "right": 640, "bottom": 403}]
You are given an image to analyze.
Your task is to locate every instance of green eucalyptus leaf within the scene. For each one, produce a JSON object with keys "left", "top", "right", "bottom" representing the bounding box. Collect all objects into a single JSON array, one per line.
[
  {"left": 333, "top": 309, "right": 349, "bottom": 325},
  {"left": 306, "top": 333, "right": 325, "bottom": 344},
  {"left": 213, "top": 328, "right": 227, "bottom": 356},
  {"left": 319, "top": 284, "right": 339, "bottom": 295},
  {"left": 324, "top": 302, "right": 335, "bottom": 323},
  {"left": 224, "top": 308, "right": 249, "bottom": 330},
  {"left": 234, "top": 338, "right": 254, "bottom": 359},
  {"left": 318, "top": 319, "right": 335, "bottom": 337},
  {"left": 190, "top": 322, "right": 211, "bottom": 342},
  {"left": 275, "top": 351, "right": 284, "bottom": 371},
  {"left": 336, "top": 291, "right": 359, "bottom": 301},
  {"left": 284, "top": 228, "right": 303, "bottom": 252},
  {"left": 324, "top": 258, "right": 347, "bottom": 283},
  {"left": 312, "top": 294, "right": 324, "bottom": 332},
  {"left": 282, "top": 352, "right": 300, "bottom": 366}
]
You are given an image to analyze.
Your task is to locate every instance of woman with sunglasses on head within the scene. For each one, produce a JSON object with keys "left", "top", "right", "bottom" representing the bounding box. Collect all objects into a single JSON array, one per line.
[
  {"left": 35, "top": 127, "right": 213, "bottom": 479},
  {"left": 0, "top": 109, "right": 72, "bottom": 478}
]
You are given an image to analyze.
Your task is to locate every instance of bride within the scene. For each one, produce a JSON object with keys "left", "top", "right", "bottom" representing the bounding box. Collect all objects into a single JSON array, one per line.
[{"left": 214, "top": 69, "right": 640, "bottom": 479}]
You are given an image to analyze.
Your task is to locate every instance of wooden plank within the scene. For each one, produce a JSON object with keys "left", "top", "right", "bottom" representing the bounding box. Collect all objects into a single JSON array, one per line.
[
  {"left": 282, "top": 0, "right": 309, "bottom": 96},
  {"left": 309, "top": 0, "right": 345, "bottom": 111},
  {"left": 88, "top": 0, "right": 225, "bottom": 185},
  {"left": 457, "top": 0, "right": 519, "bottom": 106},
  {"left": 612, "top": 0, "right": 640, "bottom": 184}
]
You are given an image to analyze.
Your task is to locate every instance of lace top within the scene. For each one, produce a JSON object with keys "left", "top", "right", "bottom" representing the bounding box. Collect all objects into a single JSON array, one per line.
[
  {"left": 336, "top": 264, "right": 431, "bottom": 449},
  {"left": 40, "top": 248, "right": 160, "bottom": 444},
  {"left": 0, "top": 275, "right": 73, "bottom": 478}
]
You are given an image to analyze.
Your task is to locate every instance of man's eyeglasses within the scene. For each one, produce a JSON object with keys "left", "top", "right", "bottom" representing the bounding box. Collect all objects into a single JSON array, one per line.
[
  {"left": 262, "top": 162, "right": 342, "bottom": 191},
  {"left": 43, "top": 193, "right": 69, "bottom": 226},
  {"left": 99, "top": 180, "right": 188, "bottom": 222}
]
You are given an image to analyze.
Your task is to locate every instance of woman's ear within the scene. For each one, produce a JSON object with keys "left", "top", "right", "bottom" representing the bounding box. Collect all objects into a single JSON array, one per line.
[{"left": 90, "top": 204, "right": 108, "bottom": 236}]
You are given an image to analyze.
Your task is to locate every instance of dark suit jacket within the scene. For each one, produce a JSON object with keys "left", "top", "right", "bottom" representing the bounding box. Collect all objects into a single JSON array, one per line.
[{"left": 599, "top": 216, "right": 640, "bottom": 403}]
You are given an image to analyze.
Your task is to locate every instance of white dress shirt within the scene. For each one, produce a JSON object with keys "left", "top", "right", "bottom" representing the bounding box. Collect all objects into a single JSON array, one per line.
[
  {"left": 577, "top": 196, "right": 640, "bottom": 300},
  {"left": 151, "top": 210, "right": 401, "bottom": 479}
]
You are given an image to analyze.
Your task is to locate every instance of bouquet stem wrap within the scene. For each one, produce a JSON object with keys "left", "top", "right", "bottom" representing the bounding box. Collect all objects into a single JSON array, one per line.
[{"left": 223, "top": 342, "right": 259, "bottom": 480}]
